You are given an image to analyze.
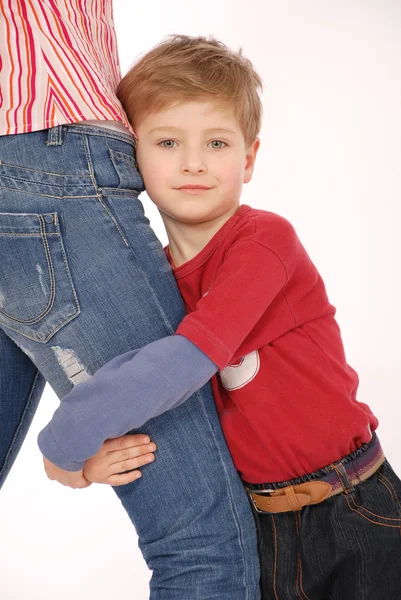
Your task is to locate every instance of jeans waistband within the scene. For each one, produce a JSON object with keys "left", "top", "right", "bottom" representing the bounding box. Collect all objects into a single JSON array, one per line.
[
  {"left": 46, "top": 123, "right": 136, "bottom": 147},
  {"left": 245, "top": 433, "right": 384, "bottom": 496}
]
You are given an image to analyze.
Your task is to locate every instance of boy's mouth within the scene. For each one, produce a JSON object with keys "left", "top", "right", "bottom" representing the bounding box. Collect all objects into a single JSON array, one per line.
[{"left": 176, "top": 185, "right": 212, "bottom": 190}]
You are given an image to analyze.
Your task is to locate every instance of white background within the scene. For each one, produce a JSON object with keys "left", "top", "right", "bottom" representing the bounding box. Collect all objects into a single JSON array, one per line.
[{"left": 1, "top": 1, "right": 400, "bottom": 598}]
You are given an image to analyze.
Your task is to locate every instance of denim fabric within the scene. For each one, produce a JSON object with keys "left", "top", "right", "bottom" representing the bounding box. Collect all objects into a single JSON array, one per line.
[
  {"left": 247, "top": 441, "right": 401, "bottom": 599},
  {"left": 0, "top": 124, "right": 260, "bottom": 599}
]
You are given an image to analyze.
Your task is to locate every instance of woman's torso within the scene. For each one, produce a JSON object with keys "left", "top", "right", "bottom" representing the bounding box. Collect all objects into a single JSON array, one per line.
[{"left": 0, "top": 0, "right": 133, "bottom": 135}]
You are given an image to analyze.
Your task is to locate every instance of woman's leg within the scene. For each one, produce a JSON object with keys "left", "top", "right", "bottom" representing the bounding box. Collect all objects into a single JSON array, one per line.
[{"left": 0, "top": 124, "right": 260, "bottom": 599}]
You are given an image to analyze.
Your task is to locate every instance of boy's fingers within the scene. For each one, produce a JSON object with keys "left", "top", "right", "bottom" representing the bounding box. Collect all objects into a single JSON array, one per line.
[
  {"left": 107, "top": 470, "right": 143, "bottom": 487},
  {"left": 111, "top": 452, "right": 155, "bottom": 473},
  {"left": 104, "top": 434, "right": 151, "bottom": 452},
  {"left": 108, "top": 443, "right": 156, "bottom": 465}
]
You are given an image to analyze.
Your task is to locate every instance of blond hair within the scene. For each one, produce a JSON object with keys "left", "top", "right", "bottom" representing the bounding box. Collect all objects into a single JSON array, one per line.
[{"left": 117, "top": 34, "right": 263, "bottom": 147}]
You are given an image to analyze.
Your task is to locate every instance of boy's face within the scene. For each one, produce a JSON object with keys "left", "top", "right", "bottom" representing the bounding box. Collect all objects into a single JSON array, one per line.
[{"left": 135, "top": 100, "right": 260, "bottom": 225}]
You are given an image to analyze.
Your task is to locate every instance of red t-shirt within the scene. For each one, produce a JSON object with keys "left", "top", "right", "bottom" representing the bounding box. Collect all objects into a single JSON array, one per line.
[{"left": 166, "top": 205, "right": 378, "bottom": 483}]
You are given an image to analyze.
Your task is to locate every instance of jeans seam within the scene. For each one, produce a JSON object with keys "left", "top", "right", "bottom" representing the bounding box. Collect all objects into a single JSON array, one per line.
[
  {"left": 0, "top": 184, "right": 62, "bottom": 198},
  {"left": 347, "top": 494, "right": 401, "bottom": 521},
  {"left": 271, "top": 514, "right": 279, "bottom": 600},
  {"left": 378, "top": 472, "right": 401, "bottom": 516},
  {"left": 295, "top": 513, "right": 309, "bottom": 600},
  {"left": 0, "top": 160, "right": 89, "bottom": 177},
  {"left": 196, "top": 388, "right": 250, "bottom": 596},
  {"left": 0, "top": 310, "right": 80, "bottom": 344},
  {"left": 0, "top": 173, "right": 64, "bottom": 186},
  {"left": 344, "top": 495, "right": 401, "bottom": 527}
]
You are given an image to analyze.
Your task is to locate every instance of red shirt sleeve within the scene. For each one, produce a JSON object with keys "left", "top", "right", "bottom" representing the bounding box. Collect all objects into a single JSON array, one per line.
[{"left": 176, "top": 240, "right": 287, "bottom": 371}]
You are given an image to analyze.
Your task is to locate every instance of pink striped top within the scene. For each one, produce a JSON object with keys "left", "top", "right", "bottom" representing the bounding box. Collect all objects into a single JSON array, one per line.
[{"left": 0, "top": 0, "right": 134, "bottom": 136}]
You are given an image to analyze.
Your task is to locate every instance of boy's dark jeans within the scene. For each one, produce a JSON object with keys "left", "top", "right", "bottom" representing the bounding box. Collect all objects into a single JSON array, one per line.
[{"left": 245, "top": 436, "right": 401, "bottom": 599}]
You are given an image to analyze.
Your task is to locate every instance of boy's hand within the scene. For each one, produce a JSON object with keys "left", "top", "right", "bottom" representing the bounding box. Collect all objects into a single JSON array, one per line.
[
  {"left": 43, "top": 456, "right": 92, "bottom": 489},
  {"left": 83, "top": 434, "right": 156, "bottom": 486}
]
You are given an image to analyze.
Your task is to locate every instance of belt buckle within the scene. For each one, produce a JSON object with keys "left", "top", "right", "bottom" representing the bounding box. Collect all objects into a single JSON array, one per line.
[{"left": 248, "top": 488, "right": 275, "bottom": 514}]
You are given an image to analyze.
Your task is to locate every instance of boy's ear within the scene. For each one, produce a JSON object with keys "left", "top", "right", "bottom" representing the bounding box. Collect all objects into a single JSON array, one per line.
[{"left": 244, "top": 138, "right": 260, "bottom": 184}]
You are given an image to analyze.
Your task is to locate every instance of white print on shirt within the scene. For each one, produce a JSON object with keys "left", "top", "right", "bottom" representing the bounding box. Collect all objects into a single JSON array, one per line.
[
  {"left": 220, "top": 350, "right": 260, "bottom": 391},
  {"left": 200, "top": 288, "right": 260, "bottom": 391}
]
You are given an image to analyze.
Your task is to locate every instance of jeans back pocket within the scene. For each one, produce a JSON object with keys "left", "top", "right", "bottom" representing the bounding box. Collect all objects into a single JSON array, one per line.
[{"left": 0, "top": 211, "right": 80, "bottom": 343}]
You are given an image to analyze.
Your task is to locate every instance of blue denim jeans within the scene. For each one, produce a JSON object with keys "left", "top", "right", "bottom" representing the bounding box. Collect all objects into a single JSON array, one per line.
[{"left": 0, "top": 124, "right": 260, "bottom": 599}]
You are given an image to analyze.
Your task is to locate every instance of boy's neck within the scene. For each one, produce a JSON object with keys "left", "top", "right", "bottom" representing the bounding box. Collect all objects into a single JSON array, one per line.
[{"left": 161, "top": 205, "right": 240, "bottom": 267}]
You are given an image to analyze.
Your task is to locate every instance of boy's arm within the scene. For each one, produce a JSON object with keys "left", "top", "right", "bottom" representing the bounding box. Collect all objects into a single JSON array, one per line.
[
  {"left": 38, "top": 335, "right": 217, "bottom": 471},
  {"left": 176, "top": 238, "right": 288, "bottom": 371},
  {"left": 38, "top": 236, "right": 288, "bottom": 472}
]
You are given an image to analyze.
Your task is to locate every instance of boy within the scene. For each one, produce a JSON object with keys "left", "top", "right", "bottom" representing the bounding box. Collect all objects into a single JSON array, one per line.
[{"left": 38, "top": 35, "right": 401, "bottom": 598}]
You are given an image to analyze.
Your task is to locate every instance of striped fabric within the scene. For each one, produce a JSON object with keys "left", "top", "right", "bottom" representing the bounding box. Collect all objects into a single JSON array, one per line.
[{"left": 0, "top": 0, "right": 134, "bottom": 135}]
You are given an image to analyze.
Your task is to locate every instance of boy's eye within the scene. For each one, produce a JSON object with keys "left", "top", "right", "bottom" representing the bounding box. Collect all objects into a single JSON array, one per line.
[
  {"left": 208, "top": 140, "right": 226, "bottom": 149},
  {"left": 158, "top": 140, "right": 227, "bottom": 149},
  {"left": 159, "top": 140, "right": 176, "bottom": 149}
]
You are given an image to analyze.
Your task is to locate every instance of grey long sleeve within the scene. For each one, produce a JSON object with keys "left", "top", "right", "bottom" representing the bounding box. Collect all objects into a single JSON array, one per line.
[{"left": 37, "top": 335, "right": 218, "bottom": 471}]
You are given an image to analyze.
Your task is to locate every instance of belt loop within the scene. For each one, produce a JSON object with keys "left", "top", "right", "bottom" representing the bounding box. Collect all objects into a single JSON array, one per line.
[
  {"left": 331, "top": 462, "right": 354, "bottom": 494},
  {"left": 285, "top": 486, "right": 303, "bottom": 511},
  {"left": 46, "top": 125, "right": 64, "bottom": 146}
]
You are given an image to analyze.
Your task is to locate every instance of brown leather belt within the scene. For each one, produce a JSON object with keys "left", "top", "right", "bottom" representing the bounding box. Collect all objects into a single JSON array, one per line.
[
  {"left": 246, "top": 481, "right": 332, "bottom": 513},
  {"left": 246, "top": 436, "right": 385, "bottom": 514}
]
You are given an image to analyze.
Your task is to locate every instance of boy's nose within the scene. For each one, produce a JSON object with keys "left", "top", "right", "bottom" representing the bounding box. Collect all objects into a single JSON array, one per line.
[
  {"left": 180, "top": 151, "right": 207, "bottom": 174},
  {"left": 182, "top": 164, "right": 206, "bottom": 174}
]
